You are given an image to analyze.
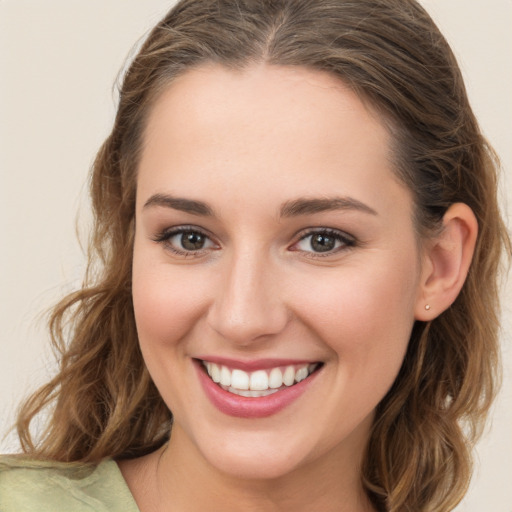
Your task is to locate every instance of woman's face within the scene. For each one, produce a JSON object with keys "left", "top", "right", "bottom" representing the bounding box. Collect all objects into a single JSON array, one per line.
[{"left": 133, "top": 64, "right": 426, "bottom": 480}]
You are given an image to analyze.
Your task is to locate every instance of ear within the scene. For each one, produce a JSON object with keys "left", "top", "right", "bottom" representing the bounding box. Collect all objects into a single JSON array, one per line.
[{"left": 415, "top": 203, "right": 478, "bottom": 321}]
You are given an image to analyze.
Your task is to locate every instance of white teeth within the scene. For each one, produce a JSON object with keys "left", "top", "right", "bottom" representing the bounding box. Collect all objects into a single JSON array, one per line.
[
  {"left": 211, "top": 364, "right": 221, "bottom": 383},
  {"left": 268, "top": 367, "right": 283, "bottom": 389},
  {"left": 295, "top": 366, "right": 309, "bottom": 383},
  {"left": 220, "top": 366, "right": 231, "bottom": 387},
  {"left": 283, "top": 366, "right": 295, "bottom": 386},
  {"left": 250, "top": 370, "right": 269, "bottom": 390},
  {"left": 204, "top": 361, "right": 319, "bottom": 394},
  {"left": 225, "top": 386, "right": 279, "bottom": 397},
  {"left": 231, "top": 369, "right": 249, "bottom": 390}
]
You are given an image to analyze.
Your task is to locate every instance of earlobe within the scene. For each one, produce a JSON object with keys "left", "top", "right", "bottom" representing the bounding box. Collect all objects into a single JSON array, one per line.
[{"left": 415, "top": 203, "right": 478, "bottom": 321}]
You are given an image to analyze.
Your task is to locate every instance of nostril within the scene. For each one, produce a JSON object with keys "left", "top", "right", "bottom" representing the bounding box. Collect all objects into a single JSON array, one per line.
[
  {"left": 205, "top": 259, "right": 289, "bottom": 344},
  {"left": 206, "top": 303, "right": 289, "bottom": 345}
]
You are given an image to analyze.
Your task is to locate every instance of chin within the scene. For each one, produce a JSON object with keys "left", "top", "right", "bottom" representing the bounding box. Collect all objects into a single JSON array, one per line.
[
  {"left": 206, "top": 446, "right": 306, "bottom": 481},
  {"left": 191, "top": 428, "right": 315, "bottom": 481}
]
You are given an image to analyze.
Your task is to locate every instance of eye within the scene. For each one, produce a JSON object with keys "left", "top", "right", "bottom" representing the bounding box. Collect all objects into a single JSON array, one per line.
[
  {"left": 292, "top": 229, "right": 356, "bottom": 255},
  {"left": 153, "top": 226, "right": 217, "bottom": 255}
]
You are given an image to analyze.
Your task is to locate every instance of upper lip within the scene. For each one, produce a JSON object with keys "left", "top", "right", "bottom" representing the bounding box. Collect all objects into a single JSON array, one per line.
[{"left": 195, "top": 356, "right": 321, "bottom": 372}]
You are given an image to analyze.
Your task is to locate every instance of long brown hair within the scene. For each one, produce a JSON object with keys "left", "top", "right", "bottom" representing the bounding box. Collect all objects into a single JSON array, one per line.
[{"left": 16, "top": 1, "right": 510, "bottom": 510}]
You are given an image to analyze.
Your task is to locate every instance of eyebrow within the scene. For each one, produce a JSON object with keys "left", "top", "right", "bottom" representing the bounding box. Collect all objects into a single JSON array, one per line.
[
  {"left": 280, "top": 196, "right": 378, "bottom": 217},
  {"left": 143, "top": 193, "right": 214, "bottom": 216},
  {"left": 143, "top": 193, "right": 377, "bottom": 218}
]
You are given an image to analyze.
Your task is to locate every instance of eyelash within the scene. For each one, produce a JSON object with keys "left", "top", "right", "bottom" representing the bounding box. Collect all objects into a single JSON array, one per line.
[
  {"left": 152, "top": 226, "right": 217, "bottom": 257},
  {"left": 292, "top": 228, "right": 357, "bottom": 257},
  {"left": 152, "top": 226, "right": 357, "bottom": 257}
]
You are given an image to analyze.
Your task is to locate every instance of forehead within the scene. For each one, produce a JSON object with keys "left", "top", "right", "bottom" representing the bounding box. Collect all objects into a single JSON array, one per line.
[
  {"left": 142, "top": 63, "right": 388, "bottom": 158},
  {"left": 137, "top": 64, "right": 410, "bottom": 219}
]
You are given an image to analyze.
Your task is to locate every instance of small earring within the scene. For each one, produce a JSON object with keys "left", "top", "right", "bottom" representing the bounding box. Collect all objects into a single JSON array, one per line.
[{"left": 425, "top": 304, "right": 431, "bottom": 311}]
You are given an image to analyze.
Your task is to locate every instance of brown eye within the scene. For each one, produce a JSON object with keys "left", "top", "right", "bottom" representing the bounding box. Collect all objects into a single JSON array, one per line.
[
  {"left": 310, "top": 233, "right": 336, "bottom": 252},
  {"left": 153, "top": 227, "right": 217, "bottom": 255},
  {"left": 293, "top": 229, "right": 356, "bottom": 255},
  {"left": 181, "top": 231, "right": 206, "bottom": 250}
]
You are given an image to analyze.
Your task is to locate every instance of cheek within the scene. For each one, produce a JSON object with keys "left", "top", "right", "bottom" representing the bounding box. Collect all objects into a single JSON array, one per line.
[
  {"left": 131, "top": 249, "right": 216, "bottom": 412},
  {"left": 131, "top": 249, "right": 211, "bottom": 351},
  {"left": 292, "top": 254, "right": 419, "bottom": 369}
]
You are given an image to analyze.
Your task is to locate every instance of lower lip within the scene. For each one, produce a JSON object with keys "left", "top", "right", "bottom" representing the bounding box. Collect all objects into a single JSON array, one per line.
[{"left": 195, "top": 360, "right": 320, "bottom": 418}]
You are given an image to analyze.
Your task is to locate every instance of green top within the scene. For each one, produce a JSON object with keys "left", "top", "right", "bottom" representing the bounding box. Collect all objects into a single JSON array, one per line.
[{"left": 0, "top": 456, "right": 140, "bottom": 512}]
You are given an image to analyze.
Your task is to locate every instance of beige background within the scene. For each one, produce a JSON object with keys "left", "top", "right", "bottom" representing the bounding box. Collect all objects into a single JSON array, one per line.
[{"left": 1, "top": 1, "right": 510, "bottom": 510}]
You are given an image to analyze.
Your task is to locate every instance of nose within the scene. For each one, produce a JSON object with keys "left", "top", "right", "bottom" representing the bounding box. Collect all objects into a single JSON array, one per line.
[{"left": 206, "top": 249, "right": 289, "bottom": 345}]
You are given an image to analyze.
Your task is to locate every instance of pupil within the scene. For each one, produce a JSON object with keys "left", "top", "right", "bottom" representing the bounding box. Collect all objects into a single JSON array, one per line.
[
  {"left": 311, "top": 234, "right": 335, "bottom": 252},
  {"left": 181, "top": 232, "right": 205, "bottom": 250}
]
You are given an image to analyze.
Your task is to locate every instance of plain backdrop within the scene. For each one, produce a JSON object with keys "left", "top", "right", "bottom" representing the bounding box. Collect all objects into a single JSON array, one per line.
[{"left": 1, "top": 1, "right": 511, "bottom": 510}]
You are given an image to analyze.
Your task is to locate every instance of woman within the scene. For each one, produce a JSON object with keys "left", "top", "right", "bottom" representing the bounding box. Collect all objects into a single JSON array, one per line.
[{"left": 1, "top": 0, "right": 509, "bottom": 511}]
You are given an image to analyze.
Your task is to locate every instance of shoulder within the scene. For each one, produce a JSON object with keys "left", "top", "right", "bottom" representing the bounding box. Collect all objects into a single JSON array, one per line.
[{"left": 0, "top": 456, "right": 140, "bottom": 512}]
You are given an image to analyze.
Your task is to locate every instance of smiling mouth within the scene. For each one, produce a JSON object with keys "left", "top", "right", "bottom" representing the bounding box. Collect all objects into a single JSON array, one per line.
[{"left": 201, "top": 361, "right": 321, "bottom": 398}]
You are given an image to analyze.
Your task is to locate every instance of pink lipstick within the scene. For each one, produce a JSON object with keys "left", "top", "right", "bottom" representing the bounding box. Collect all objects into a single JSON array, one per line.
[{"left": 194, "top": 358, "right": 321, "bottom": 418}]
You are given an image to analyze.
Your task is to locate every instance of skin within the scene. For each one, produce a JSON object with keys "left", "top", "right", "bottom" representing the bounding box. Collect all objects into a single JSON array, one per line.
[{"left": 120, "top": 64, "right": 477, "bottom": 511}]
